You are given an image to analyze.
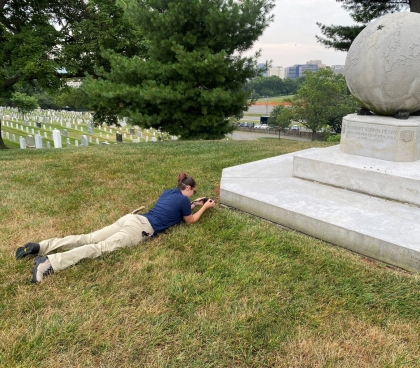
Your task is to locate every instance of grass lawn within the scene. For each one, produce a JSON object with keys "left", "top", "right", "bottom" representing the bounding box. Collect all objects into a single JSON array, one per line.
[{"left": 1, "top": 140, "right": 419, "bottom": 367}]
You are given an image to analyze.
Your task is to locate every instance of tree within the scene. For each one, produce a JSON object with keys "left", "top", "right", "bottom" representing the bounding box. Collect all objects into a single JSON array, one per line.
[
  {"left": 0, "top": 0, "right": 146, "bottom": 94},
  {"left": 0, "top": 0, "right": 147, "bottom": 148},
  {"left": 83, "top": 0, "right": 275, "bottom": 140},
  {"left": 0, "top": 92, "right": 38, "bottom": 149},
  {"left": 287, "top": 68, "right": 357, "bottom": 141},
  {"left": 316, "top": 0, "right": 420, "bottom": 52},
  {"left": 10, "top": 92, "right": 38, "bottom": 115},
  {"left": 245, "top": 76, "right": 302, "bottom": 98},
  {"left": 55, "top": 87, "right": 91, "bottom": 111},
  {"left": 268, "top": 104, "right": 293, "bottom": 139}
]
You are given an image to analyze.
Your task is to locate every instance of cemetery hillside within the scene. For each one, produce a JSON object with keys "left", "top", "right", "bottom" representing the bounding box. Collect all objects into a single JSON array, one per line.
[
  {"left": 0, "top": 108, "right": 177, "bottom": 149},
  {"left": 1, "top": 139, "right": 420, "bottom": 367}
]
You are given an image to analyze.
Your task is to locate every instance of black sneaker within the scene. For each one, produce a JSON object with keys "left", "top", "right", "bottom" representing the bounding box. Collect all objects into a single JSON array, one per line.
[
  {"left": 16, "top": 243, "right": 40, "bottom": 259},
  {"left": 32, "top": 257, "right": 53, "bottom": 283}
]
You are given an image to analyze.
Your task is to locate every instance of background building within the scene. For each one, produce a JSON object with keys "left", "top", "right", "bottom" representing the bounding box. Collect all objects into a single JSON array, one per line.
[
  {"left": 306, "top": 60, "right": 326, "bottom": 69},
  {"left": 286, "top": 63, "right": 319, "bottom": 79},
  {"left": 331, "top": 65, "right": 346, "bottom": 75},
  {"left": 66, "top": 79, "right": 82, "bottom": 88},
  {"left": 267, "top": 66, "right": 286, "bottom": 79}
]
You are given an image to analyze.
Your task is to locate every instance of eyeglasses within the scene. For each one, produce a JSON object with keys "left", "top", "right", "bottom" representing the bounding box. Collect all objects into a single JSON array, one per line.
[{"left": 192, "top": 188, "right": 197, "bottom": 194}]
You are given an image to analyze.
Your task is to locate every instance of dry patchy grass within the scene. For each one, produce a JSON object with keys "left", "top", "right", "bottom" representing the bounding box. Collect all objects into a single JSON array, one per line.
[{"left": 1, "top": 140, "right": 419, "bottom": 367}]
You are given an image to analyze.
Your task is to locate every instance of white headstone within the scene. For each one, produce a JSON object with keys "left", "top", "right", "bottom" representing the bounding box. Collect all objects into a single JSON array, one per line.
[
  {"left": 96, "top": 138, "right": 99, "bottom": 145},
  {"left": 47, "top": 141, "right": 51, "bottom": 148},
  {"left": 35, "top": 134, "right": 43, "bottom": 149},
  {"left": 19, "top": 136, "right": 26, "bottom": 149},
  {"left": 53, "top": 129, "right": 62, "bottom": 148},
  {"left": 81, "top": 135, "right": 88, "bottom": 147}
]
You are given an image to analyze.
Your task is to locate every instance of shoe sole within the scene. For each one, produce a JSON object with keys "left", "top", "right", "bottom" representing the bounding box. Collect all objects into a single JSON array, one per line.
[{"left": 16, "top": 244, "right": 39, "bottom": 259}]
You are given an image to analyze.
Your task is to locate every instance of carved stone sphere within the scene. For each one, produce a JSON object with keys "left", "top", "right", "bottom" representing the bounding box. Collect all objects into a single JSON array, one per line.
[{"left": 345, "top": 12, "right": 420, "bottom": 116}]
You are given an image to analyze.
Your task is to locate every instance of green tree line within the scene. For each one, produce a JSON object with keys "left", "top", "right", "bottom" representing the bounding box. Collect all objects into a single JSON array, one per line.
[{"left": 244, "top": 76, "right": 304, "bottom": 99}]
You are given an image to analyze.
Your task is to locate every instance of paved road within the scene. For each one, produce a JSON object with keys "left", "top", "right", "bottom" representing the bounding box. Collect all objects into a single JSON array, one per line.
[{"left": 231, "top": 130, "right": 310, "bottom": 142}]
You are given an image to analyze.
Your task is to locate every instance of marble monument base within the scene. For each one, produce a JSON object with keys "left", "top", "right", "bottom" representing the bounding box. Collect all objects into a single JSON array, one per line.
[
  {"left": 220, "top": 144, "right": 420, "bottom": 272},
  {"left": 341, "top": 114, "right": 420, "bottom": 162}
]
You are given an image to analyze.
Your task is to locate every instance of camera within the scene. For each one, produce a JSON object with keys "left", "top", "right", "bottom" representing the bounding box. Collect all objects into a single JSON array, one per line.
[{"left": 191, "top": 198, "right": 209, "bottom": 205}]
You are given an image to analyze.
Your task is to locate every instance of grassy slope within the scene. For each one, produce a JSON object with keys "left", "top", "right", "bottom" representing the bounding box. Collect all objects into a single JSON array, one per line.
[{"left": 1, "top": 140, "right": 419, "bottom": 367}]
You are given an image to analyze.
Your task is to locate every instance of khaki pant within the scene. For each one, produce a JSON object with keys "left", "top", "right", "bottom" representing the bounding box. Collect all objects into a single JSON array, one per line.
[{"left": 40, "top": 214, "right": 154, "bottom": 272}]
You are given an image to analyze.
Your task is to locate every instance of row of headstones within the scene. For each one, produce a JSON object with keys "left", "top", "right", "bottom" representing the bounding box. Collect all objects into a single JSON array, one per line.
[
  {"left": 1, "top": 129, "right": 177, "bottom": 149},
  {"left": 2, "top": 111, "right": 159, "bottom": 135},
  {"left": 3, "top": 119, "right": 177, "bottom": 141},
  {"left": 0, "top": 107, "right": 93, "bottom": 119},
  {"left": 2, "top": 114, "right": 151, "bottom": 137},
  {"left": 1, "top": 107, "right": 127, "bottom": 126},
  {"left": 3, "top": 120, "right": 61, "bottom": 134},
  {"left": 1, "top": 112, "right": 90, "bottom": 125}
]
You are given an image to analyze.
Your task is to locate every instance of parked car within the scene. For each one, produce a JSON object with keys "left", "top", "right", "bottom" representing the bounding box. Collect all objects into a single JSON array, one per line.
[
  {"left": 239, "top": 122, "right": 254, "bottom": 127},
  {"left": 291, "top": 125, "right": 300, "bottom": 131},
  {"left": 245, "top": 122, "right": 255, "bottom": 128}
]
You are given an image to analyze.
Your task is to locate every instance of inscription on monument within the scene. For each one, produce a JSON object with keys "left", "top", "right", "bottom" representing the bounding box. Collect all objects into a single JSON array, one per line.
[{"left": 345, "top": 123, "right": 396, "bottom": 143}]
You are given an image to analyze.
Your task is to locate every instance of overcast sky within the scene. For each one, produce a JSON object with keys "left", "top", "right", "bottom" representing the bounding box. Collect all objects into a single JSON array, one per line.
[{"left": 244, "top": 0, "right": 358, "bottom": 68}]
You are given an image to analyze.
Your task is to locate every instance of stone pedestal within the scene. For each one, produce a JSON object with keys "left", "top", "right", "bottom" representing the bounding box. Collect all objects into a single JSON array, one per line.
[
  {"left": 221, "top": 147, "right": 420, "bottom": 272},
  {"left": 341, "top": 115, "right": 420, "bottom": 162},
  {"left": 220, "top": 114, "right": 420, "bottom": 272}
]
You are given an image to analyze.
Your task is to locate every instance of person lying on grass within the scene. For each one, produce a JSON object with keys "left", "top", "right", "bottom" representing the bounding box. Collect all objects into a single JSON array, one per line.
[{"left": 16, "top": 172, "right": 216, "bottom": 283}]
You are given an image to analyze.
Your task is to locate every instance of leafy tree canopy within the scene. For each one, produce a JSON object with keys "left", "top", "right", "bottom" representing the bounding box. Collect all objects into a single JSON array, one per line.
[
  {"left": 84, "top": 0, "right": 275, "bottom": 140},
  {"left": 281, "top": 68, "right": 358, "bottom": 140},
  {"left": 10, "top": 92, "right": 38, "bottom": 115},
  {"left": 268, "top": 105, "right": 293, "bottom": 131},
  {"left": 316, "top": 0, "right": 418, "bottom": 52},
  {"left": 0, "top": 0, "right": 147, "bottom": 98}
]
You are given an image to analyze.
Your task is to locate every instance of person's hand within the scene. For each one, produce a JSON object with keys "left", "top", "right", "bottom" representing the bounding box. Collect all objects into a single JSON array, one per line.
[{"left": 202, "top": 198, "right": 216, "bottom": 209}]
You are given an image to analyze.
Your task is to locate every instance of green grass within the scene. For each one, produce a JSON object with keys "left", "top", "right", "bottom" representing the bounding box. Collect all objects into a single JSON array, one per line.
[
  {"left": 1, "top": 140, "right": 419, "bottom": 367},
  {"left": 255, "top": 95, "right": 295, "bottom": 103}
]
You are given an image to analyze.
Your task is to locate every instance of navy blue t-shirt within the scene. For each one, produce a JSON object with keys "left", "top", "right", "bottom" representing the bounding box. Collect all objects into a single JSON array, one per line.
[{"left": 143, "top": 188, "right": 192, "bottom": 235}]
